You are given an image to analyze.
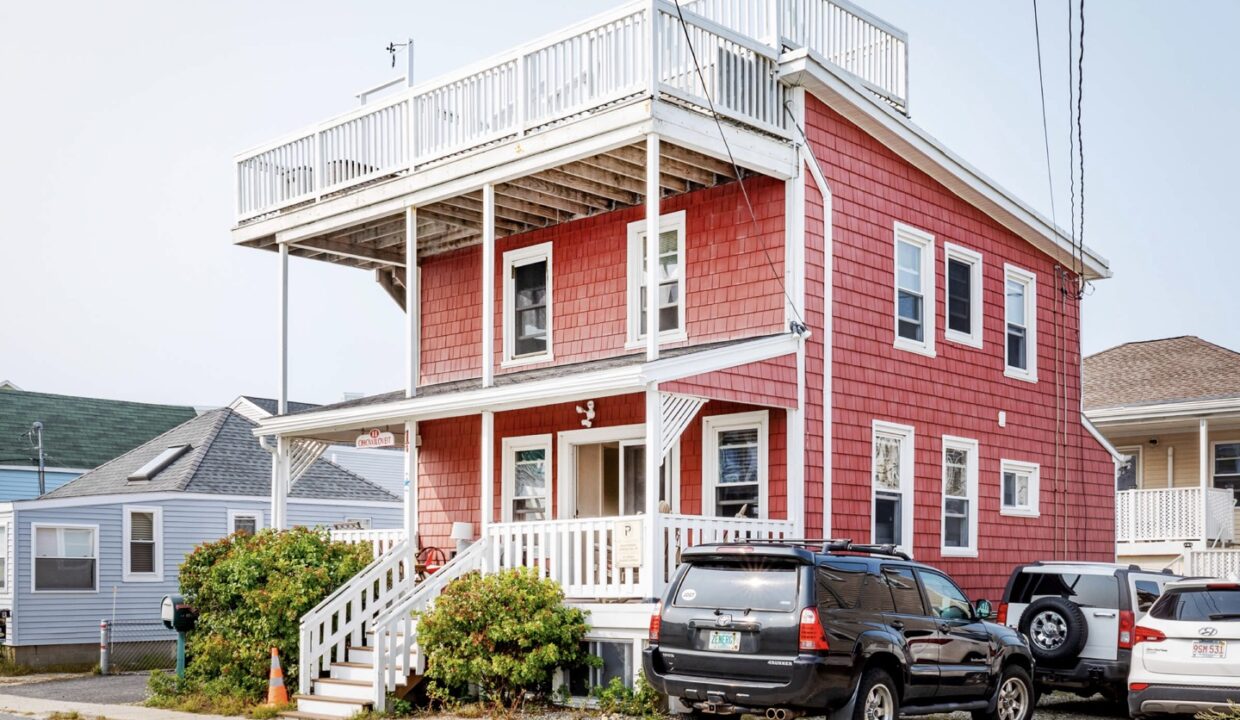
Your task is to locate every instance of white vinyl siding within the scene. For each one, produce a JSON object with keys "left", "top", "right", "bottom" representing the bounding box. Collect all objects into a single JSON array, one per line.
[
  {"left": 626, "top": 211, "right": 687, "bottom": 347},
  {"left": 940, "top": 436, "right": 979, "bottom": 557},
  {"left": 872, "top": 420, "right": 915, "bottom": 555},
  {"left": 1000, "top": 459, "right": 1040, "bottom": 517},
  {"left": 502, "top": 435, "right": 553, "bottom": 523},
  {"left": 893, "top": 223, "right": 935, "bottom": 356},
  {"left": 1003, "top": 264, "right": 1037, "bottom": 382},
  {"left": 702, "top": 411, "right": 769, "bottom": 519},
  {"left": 122, "top": 506, "right": 163, "bottom": 582},
  {"left": 32, "top": 524, "right": 98, "bottom": 593},
  {"left": 502, "top": 242, "right": 553, "bottom": 366},
  {"left": 943, "top": 243, "right": 983, "bottom": 348}
]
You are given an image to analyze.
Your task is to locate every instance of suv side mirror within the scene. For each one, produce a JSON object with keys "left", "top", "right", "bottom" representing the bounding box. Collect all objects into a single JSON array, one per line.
[{"left": 974, "top": 599, "right": 992, "bottom": 620}]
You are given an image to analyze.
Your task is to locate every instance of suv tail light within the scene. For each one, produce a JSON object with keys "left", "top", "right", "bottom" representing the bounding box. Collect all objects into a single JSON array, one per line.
[
  {"left": 996, "top": 602, "right": 1008, "bottom": 625},
  {"left": 648, "top": 601, "right": 662, "bottom": 645},
  {"left": 799, "top": 607, "right": 829, "bottom": 652},
  {"left": 1130, "top": 683, "right": 1150, "bottom": 692},
  {"left": 1133, "top": 625, "right": 1166, "bottom": 645},
  {"left": 1118, "top": 610, "right": 1135, "bottom": 649}
]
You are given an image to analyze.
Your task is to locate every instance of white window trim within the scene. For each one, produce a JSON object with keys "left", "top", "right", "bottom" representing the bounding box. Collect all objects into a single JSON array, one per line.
[
  {"left": 702, "top": 410, "right": 770, "bottom": 519},
  {"left": 0, "top": 521, "right": 10, "bottom": 594},
  {"left": 227, "top": 509, "right": 264, "bottom": 535},
  {"left": 554, "top": 424, "right": 681, "bottom": 518},
  {"left": 999, "top": 459, "right": 1041, "bottom": 518},
  {"left": 625, "top": 210, "right": 688, "bottom": 349},
  {"left": 893, "top": 223, "right": 936, "bottom": 357},
  {"left": 1115, "top": 445, "right": 1144, "bottom": 490},
  {"left": 122, "top": 505, "right": 164, "bottom": 582},
  {"left": 501, "top": 434, "right": 553, "bottom": 523},
  {"left": 31, "top": 523, "right": 99, "bottom": 594},
  {"left": 1209, "top": 439, "right": 1240, "bottom": 493},
  {"left": 943, "top": 243, "right": 983, "bottom": 348},
  {"left": 501, "top": 241, "right": 554, "bottom": 367},
  {"left": 1003, "top": 264, "right": 1038, "bottom": 383},
  {"left": 871, "top": 420, "right": 916, "bottom": 556},
  {"left": 940, "top": 436, "right": 979, "bottom": 558}
]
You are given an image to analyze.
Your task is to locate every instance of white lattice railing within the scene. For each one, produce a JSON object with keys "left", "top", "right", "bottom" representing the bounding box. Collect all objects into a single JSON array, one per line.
[
  {"left": 1116, "top": 487, "right": 1236, "bottom": 544},
  {"left": 1185, "top": 549, "right": 1240, "bottom": 579},
  {"left": 299, "top": 538, "right": 417, "bottom": 694},
  {"left": 330, "top": 527, "right": 407, "bottom": 559},
  {"left": 235, "top": 0, "right": 907, "bottom": 221}
]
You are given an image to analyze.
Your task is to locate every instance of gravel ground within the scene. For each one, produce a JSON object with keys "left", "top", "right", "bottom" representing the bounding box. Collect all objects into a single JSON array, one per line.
[{"left": 0, "top": 671, "right": 151, "bottom": 705}]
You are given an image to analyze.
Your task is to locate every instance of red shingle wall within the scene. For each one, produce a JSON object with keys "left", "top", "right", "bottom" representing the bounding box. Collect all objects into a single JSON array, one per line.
[
  {"left": 663, "top": 355, "right": 798, "bottom": 408},
  {"left": 417, "top": 178, "right": 787, "bottom": 385},
  {"left": 805, "top": 97, "right": 1114, "bottom": 598}
]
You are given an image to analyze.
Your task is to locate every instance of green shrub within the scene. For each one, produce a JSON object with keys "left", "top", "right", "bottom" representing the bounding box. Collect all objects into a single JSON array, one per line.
[
  {"left": 175, "top": 527, "right": 371, "bottom": 699},
  {"left": 592, "top": 674, "right": 664, "bottom": 717},
  {"left": 416, "top": 568, "right": 596, "bottom": 709}
]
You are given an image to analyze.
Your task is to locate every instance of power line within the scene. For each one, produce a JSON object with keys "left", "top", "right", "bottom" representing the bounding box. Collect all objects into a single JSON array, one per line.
[
  {"left": 1030, "top": 0, "right": 1059, "bottom": 234},
  {"left": 1074, "top": 0, "right": 1087, "bottom": 298}
]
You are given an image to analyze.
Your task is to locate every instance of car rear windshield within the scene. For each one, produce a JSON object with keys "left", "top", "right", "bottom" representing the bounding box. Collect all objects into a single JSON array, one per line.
[
  {"left": 1149, "top": 587, "right": 1240, "bottom": 621},
  {"left": 674, "top": 561, "right": 799, "bottom": 612},
  {"left": 1009, "top": 572, "right": 1119, "bottom": 608}
]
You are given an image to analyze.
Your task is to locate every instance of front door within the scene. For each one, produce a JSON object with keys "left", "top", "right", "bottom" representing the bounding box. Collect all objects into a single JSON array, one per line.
[{"left": 571, "top": 440, "right": 671, "bottom": 518}]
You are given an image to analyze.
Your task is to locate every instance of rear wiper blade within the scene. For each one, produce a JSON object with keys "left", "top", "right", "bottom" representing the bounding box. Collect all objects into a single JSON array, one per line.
[{"left": 1207, "top": 613, "right": 1240, "bottom": 620}]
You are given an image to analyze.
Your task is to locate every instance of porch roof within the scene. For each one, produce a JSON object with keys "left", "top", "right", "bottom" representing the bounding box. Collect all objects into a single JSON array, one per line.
[{"left": 253, "top": 332, "right": 801, "bottom": 442}]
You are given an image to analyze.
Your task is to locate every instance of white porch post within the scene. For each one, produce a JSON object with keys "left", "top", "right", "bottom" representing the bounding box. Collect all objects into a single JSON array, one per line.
[
  {"left": 405, "top": 421, "right": 418, "bottom": 547},
  {"left": 272, "top": 435, "right": 290, "bottom": 530},
  {"left": 481, "top": 410, "right": 495, "bottom": 535},
  {"left": 482, "top": 185, "right": 496, "bottom": 388},
  {"left": 271, "top": 243, "right": 290, "bottom": 531},
  {"left": 406, "top": 207, "right": 419, "bottom": 397},
  {"left": 278, "top": 242, "right": 289, "bottom": 415},
  {"left": 643, "top": 384, "right": 662, "bottom": 599},
  {"left": 785, "top": 100, "right": 807, "bottom": 536},
  {"left": 1200, "top": 417, "right": 1210, "bottom": 546},
  {"left": 645, "top": 134, "right": 661, "bottom": 362}
]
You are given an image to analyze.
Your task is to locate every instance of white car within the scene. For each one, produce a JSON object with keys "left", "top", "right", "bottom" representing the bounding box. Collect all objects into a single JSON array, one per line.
[{"left": 1128, "top": 578, "right": 1240, "bottom": 718}]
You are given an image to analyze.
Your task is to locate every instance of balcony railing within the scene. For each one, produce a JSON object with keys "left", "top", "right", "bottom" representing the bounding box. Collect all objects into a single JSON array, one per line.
[
  {"left": 1115, "top": 487, "right": 1236, "bottom": 545},
  {"left": 234, "top": 0, "right": 907, "bottom": 223}
]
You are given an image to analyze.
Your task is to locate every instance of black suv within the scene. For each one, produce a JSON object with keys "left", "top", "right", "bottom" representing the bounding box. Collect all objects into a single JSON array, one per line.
[{"left": 643, "top": 540, "right": 1035, "bottom": 720}]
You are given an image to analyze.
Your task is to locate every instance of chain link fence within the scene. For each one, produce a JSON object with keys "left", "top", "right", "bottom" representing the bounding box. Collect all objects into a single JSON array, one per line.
[{"left": 99, "top": 620, "right": 177, "bottom": 674}]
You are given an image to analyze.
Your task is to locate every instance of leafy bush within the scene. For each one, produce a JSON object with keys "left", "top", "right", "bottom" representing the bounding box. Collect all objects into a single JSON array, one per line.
[
  {"left": 1199, "top": 702, "right": 1240, "bottom": 720},
  {"left": 592, "top": 675, "right": 664, "bottom": 717},
  {"left": 416, "top": 568, "right": 596, "bottom": 709},
  {"left": 175, "top": 527, "right": 371, "bottom": 699}
]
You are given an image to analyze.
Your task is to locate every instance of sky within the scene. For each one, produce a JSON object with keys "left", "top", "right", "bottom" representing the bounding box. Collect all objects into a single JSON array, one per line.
[{"left": 1, "top": 0, "right": 1237, "bottom": 408}]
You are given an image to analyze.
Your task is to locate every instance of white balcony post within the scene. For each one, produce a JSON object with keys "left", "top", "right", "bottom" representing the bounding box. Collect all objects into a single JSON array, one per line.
[
  {"left": 482, "top": 184, "right": 496, "bottom": 387},
  {"left": 406, "top": 207, "right": 419, "bottom": 398},
  {"left": 278, "top": 242, "right": 289, "bottom": 415},
  {"left": 405, "top": 421, "right": 418, "bottom": 546},
  {"left": 1200, "top": 417, "right": 1210, "bottom": 546},
  {"left": 643, "top": 385, "right": 663, "bottom": 599},
  {"left": 647, "top": 0, "right": 660, "bottom": 99},
  {"left": 481, "top": 410, "right": 495, "bottom": 534},
  {"left": 272, "top": 243, "right": 290, "bottom": 531},
  {"left": 645, "top": 134, "right": 661, "bottom": 362},
  {"left": 272, "top": 435, "right": 290, "bottom": 530}
]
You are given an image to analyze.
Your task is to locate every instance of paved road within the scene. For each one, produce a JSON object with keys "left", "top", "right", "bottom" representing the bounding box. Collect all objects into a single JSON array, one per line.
[{"left": 0, "top": 671, "right": 150, "bottom": 705}]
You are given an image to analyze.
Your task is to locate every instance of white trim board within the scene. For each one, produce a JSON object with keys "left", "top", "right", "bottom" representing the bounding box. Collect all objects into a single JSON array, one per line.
[
  {"left": 122, "top": 505, "right": 164, "bottom": 583},
  {"left": 5, "top": 491, "right": 401, "bottom": 512}
]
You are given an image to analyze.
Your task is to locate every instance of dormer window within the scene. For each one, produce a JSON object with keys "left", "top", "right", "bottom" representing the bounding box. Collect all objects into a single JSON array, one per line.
[{"left": 127, "top": 444, "right": 190, "bottom": 482}]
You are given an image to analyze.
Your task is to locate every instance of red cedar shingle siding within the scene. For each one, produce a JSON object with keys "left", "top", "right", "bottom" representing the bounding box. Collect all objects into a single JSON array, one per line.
[
  {"left": 663, "top": 355, "right": 798, "bottom": 408},
  {"left": 418, "top": 177, "right": 787, "bottom": 385},
  {"left": 806, "top": 97, "right": 1114, "bottom": 597}
]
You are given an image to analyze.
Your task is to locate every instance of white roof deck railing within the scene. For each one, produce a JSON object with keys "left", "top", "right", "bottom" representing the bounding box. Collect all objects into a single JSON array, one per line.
[
  {"left": 1115, "top": 487, "right": 1236, "bottom": 545},
  {"left": 234, "top": 0, "right": 908, "bottom": 223}
]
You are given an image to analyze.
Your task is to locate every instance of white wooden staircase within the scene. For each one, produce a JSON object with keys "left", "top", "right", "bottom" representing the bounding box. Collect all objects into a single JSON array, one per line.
[{"left": 282, "top": 538, "right": 488, "bottom": 718}]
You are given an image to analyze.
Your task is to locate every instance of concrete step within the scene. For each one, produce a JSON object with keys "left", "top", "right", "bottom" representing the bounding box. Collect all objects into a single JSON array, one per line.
[
  {"left": 293, "top": 694, "right": 370, "bottom": 718},
  {"left": 312, "top": 677, "right": 374, "bottom": 702}
]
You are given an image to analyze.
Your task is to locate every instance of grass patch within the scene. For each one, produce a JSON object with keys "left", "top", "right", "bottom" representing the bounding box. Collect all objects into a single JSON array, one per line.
[{"left": 49, "top": 713, "right": 84, "bottom": 720}]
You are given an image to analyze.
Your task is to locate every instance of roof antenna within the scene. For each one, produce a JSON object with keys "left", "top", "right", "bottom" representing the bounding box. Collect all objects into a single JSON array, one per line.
[{"left": 386, "top": 39, "right": 415, "bottom": 88}]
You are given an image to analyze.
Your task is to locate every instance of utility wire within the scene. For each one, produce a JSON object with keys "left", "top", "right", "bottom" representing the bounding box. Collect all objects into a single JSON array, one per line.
[
  {"left": 1074, "top": 0, "right": 1087, "bottom": 298},
  {"left": 1031, "top": 0, "right": 1059, "bottom": 234}
]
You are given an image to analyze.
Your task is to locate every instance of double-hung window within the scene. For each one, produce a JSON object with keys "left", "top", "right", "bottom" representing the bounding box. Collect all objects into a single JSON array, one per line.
[
  {"left": 893, "top": 223, "right": 935, "bottom": 356},
  {"left": 123, "top": 506, "right": 163, "bottom": 581},
  {"left": 1115, "top": 445, "right": 1143, "bottom": 491},
  {"left": 1004, "top": 265, "right": 1037, "bottom": 381},
  {"left": 0, "top": 523, "right": 8, "bottom": 590},
  {"left": 627, "top": 211, "right": 687, "bottom": 346},
  {"left": 1212, "top": 442, "right": 1240, "bottom": 503},
  {"left": 944, "top": 243, "right": 983, "bottom": 347},
  {"left": 33, "top": 524, "right": 97, "bottom": 592},
  {"left": 502, "top": 435, "right": 552, "bottom": 522},
  {"left": 1000, "top": 460, "right": 1040, "bottom": 517},
  {"left": 941, "top": 436, "right": 979, "bottom": 557},
  {"left": 502, "top": 242, "right": 552, "bottom": 365},
  {"left": 872, "top": 420, "right": 915, "bottom": 553},
  {"left": 703, "top": 411, "right": 769, "bottom": 519}
]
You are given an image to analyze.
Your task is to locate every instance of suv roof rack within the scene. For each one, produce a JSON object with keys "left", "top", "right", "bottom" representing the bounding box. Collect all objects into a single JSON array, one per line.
[{"left": 706, "top": 537, "right": 913, "bottom": 561}]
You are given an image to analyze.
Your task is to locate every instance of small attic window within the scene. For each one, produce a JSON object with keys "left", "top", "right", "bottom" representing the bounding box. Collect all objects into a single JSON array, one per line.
[{"left": 128, "top": 444, "right": 191, "bottom": 482}]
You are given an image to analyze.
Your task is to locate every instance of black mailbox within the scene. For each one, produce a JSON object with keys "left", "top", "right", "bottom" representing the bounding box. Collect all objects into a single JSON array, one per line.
[{"left": 161, "top": 595, "right": 197, "bottom": 632}]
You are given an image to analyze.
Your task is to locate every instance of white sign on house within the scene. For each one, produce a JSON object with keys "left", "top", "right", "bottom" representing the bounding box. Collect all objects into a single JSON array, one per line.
[
  {"left": 613, "top": 518, "right": 643, "bottom": 568},
  {"left": 356, "top": 428, "right": 396, "bottom": 449}
]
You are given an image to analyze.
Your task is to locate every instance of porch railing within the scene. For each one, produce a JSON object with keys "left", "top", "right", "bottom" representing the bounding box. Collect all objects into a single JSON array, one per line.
[
  {"left": 235, "top": 0, "right": 906, "bottom": 222},
  {"left": 330, "top": 527, "right": 407, "bottom": 558},
  {"left": 1185, "top": 548, "right": 1240, "bottom": 579},
  {"left": 1115, "top": 487, "right": 1236, "bottom": 545}
]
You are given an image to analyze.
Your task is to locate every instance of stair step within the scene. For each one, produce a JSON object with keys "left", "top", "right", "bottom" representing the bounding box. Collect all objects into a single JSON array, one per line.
[
  {"left": 313, "top": 677, "right": 374, "bottom": 701},
  {"left": 278, "top": 712, "right": 343, "bottom": 720},
  {"left": 293, "top": 694, "right": 370, "bottom": 719}
]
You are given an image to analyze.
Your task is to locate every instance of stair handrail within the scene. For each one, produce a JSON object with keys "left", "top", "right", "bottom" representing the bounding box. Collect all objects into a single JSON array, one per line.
[
  {"left": 299, "top": 538, "right": 418, "bottom": 694},
  {"left": 369, "top": 537, "right": 489, "bottom": 710}
]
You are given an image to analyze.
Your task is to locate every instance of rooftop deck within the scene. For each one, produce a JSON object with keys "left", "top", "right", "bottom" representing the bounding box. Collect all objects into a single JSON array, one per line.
[{"left": 232, "top": 0, "right": 907, "bottom": 262}]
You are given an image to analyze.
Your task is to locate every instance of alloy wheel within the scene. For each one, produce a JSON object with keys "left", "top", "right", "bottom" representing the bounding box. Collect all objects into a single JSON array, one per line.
[
  {"left": 864, "top": 682, "right": 895, "bottom": 720},
  {"left": 996, "top": 676, "right": 1030, "bottom": 720},
  {"left": 1030, "top": 610, "right": 1068, "bottom": 650}
]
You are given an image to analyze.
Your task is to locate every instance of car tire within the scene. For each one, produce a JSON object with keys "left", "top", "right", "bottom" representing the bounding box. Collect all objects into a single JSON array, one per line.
[
  {"left": 973, "top": 665, "right": 1035, "bottom": 720},
  {"left": 1017, "top": 596, "right": 1088, "bottom": 663},
  {"left": 851, "top": 667, "right": 899, "bottom": 720}
]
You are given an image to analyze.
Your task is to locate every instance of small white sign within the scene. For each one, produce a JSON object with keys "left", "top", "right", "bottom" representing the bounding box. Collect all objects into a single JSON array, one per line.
[
  {"left": 356, "top": 428, "right": 396, "bottom": 449},
  {"left": 613, "top": 519, "right": 643, "bottom": 568}
]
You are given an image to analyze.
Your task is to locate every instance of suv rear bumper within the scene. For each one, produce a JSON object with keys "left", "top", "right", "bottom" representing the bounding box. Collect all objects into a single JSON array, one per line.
[
  {"left": 643, "top": 647, "right": 850, "bottom": 712},
  {"left": 1129, "top": 684, "right": 1240, "bottom": 717},
  {"left": 1033, "top": 652, "right": 1129, "bottom": 694}
]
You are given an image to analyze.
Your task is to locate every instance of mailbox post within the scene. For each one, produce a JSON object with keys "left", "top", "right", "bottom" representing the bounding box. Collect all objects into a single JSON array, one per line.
[{"left": 161, "top": 595, "right": 197, "bottom": 680}]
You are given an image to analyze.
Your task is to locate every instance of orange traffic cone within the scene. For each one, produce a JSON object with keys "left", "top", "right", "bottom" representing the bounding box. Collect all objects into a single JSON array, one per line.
[{"left": 267, "top": 647, "right": 289, "bottom": 705}]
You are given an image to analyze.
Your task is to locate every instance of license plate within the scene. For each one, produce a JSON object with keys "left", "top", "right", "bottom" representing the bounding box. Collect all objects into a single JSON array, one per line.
[
  {"left": 708, "top": 630, "right": 740, "bottom": 652},
  {"left": 1192, "top": 640, "right": 1227, "bottom": 659}
]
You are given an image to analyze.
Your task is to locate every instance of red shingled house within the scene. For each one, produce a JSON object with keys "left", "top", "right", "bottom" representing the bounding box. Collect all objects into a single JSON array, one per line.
[{"left": 231, "top": 1, "right": 1114, "bottom": 712}]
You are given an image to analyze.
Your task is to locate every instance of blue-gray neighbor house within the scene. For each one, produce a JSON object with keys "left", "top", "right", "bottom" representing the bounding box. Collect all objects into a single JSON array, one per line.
[
  {"left": 0, "top": 397, "right": 402, "bottom": 666},
  {"left": 0, "top": 383, "right": 197, "bottom": 500}
]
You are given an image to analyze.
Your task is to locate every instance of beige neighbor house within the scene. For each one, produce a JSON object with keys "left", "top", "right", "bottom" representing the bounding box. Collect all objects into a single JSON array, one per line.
[{"left": 1084, "top": 336, "right": 1240, "bottom": 576}]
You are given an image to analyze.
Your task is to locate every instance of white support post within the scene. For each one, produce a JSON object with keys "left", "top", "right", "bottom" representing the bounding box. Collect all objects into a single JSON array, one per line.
[
  {"left": 643, "top": 384, "right": 662, "bottom": 599},
  {"left": 482, "top": 185, "right": 496, "bottom": 387},
  {"left": 1200, "top": 417, "right": 1210, "bottom": 547},
  {"left": 785, "top": 112, "right": 807, "bottom": 535},
  {"left": 645, "top": 134, "right": 661, "bottom": 362},
  {"left": 272, "top": 435, "right": 290, "bottom": 530},
  {"left": 480, "top": 411, "right": 495, "bottom": 535},
  {"left": 406, "top": 207, "right": 419, "bottom": 398},
  {"left": 801, "top": 132, "right": 834, "bottom": 539},
  {"left": 404, "top": 421, "right": 418, "bottom": 547},
  {"left": 278, "top": 242, "right": 289, "bottom": 415},
  {"left": 788, "top": 346, "right": 806, "bottom": 536}
]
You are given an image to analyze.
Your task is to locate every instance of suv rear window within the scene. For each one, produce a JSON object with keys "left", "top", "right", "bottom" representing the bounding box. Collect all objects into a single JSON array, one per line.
[
  {"left": 1149, "top": 587, "right": 1240, "bottom": 621},
  {"left": 1010, "top": 572, "right": 1119, "bottom": 608},
  {"left": 675, "top": 561, "right": 799, "bottom": 612}
]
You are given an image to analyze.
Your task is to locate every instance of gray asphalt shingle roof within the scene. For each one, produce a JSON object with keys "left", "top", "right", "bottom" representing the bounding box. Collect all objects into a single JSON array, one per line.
[
  {"left": 1083, "top": 336, "right": 1240, "bottom": 410},
  {"left": 44, "top": 407, "right": 398, "bottom": 502}
]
